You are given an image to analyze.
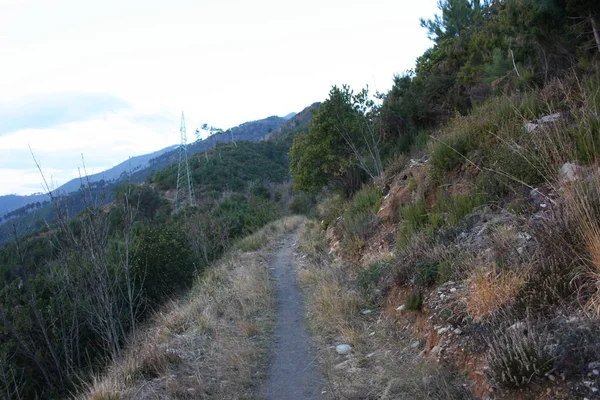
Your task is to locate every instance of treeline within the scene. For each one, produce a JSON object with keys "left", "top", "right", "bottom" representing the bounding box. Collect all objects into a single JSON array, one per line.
[
  {"left": 1, "top": 200, "right": 49, "bottom": 222},
  {"left": 0, "top": 140, "right": 293, "bottom": 398}
]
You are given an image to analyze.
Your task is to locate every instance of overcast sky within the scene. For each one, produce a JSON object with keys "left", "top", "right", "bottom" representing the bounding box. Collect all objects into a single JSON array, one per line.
[{"left": 0, "top": 0, "right": 439, "bottom": 195}]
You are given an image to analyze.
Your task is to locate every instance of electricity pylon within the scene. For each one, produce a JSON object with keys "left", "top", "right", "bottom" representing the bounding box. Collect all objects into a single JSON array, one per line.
[{"left": 175, "top": 111, "right": 195, "bottom": 209}]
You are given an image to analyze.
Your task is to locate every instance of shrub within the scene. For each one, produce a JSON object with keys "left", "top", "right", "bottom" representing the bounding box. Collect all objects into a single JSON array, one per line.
[
  {"left": 290, "top": 192, "right": 316, "bottom": 215},
  {"left": 429, "top": 132, "right": 473, "bottom": 174},
  {"left": 486, "top": 322, "right": 554, "bottom": 388},
  {"left": 405, "top": 290, "right": 423, "bottom": 311},
  {"left": 349, "top": 185, "right": 383, "bottom": 215},
  {"left": 355, "top": 260, "right": 391, "bottom": 306},
  {"left": 132, "top": 226, "right": 195, "bottom": 305},
  {"left": 434, "top": 190, "right": 487, "bottom": 227}
]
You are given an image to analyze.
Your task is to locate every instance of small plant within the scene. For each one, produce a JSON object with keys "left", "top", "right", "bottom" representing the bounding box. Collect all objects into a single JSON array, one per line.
[
  {"left": 350, "top": 185, "right": 383, "bottom": 214},
  {"left": 355, "top": 260, "right": 391, "bottom": 306},
  {"left": 405, "top": 290, "right": 423, "bottom": 311},
  {"left": 237, "top": 235, "right": 264, "bottom": 252},
  {"left": 430, "top": 132, "right": 473, "bottom": 174},
  {"left": 465, "top": 267, "right": 528, "bottom": 321},
  {"left": 486, "top": 322, "right": 554, "bottom": 388}
]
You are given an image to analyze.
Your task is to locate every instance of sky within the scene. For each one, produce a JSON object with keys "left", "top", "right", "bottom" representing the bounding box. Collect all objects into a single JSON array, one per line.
[{"left": 0, "top": 0, "right": 439, "bottom": 195}]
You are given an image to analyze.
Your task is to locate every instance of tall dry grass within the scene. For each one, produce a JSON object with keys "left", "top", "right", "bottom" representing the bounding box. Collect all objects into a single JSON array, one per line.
[{"left": 81, "top": 216, "right": 304, "bottom": 400}]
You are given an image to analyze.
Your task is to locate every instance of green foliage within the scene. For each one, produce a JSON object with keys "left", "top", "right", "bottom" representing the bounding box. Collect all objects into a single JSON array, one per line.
[
  {"left": 355, "top": 260, "right": 391, "bottom": 307},
  {"left": 155, "top": 141, "right": 289, "bottom": 194},
  {"left": 341, "top": 185, "right": 382, "bottom": 243},
  {"left": 132, "top": 226, "right": 195, "bottom": 305},
  {"left": 405, "top": 290, "right": 423, "bottom": 311},
  {"left": 349, "top": 185, "right": 383, "bottom": 215},
  {"left": 289, "top": 192, "right": 316, "bottom": 216},
  {"left": 290, "top": 85, "right": 383, "bottom": 194},
  {"left": 434, "top": 190, "right": 487, "bottom": 227}
]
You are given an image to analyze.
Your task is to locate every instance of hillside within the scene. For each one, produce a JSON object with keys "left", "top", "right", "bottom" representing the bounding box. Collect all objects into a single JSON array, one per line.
[
  {"left": 0, "top": 113, "right": 299, "bottom": 248},
  {"left": 0, "top": 98, "right": 318, "bottom": 398},
  {"left": 283, "top": 1, "right": 600, "bottom": 398}
]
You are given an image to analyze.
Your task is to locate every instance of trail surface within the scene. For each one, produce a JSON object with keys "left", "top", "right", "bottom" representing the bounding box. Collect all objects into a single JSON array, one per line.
[{"left": 261, "top": 232, "right": 324, "bottom": 400}]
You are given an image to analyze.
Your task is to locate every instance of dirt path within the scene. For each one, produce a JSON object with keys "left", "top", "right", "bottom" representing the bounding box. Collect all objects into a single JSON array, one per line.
[{"left": 261, "top": 231, "right": 324, "bottom": 400}]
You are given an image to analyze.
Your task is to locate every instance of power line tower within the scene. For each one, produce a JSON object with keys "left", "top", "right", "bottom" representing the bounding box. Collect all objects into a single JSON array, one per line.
[{"left": 175, "top": 111, "right": 195, "bottom": 209}]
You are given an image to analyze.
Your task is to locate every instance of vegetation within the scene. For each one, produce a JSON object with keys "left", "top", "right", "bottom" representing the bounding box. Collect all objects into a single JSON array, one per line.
[
  {"left": 286, "top": 0, "right": 600, "bottom": 398},
  {"left": 0, "top": 137, "right": 295, "bottom": 398}
]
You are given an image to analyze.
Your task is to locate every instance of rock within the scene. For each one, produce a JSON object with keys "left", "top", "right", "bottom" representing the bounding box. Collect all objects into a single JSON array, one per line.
[
  {"left": 525, "top": 122, "right": 539, "bottom": 133},
  {"left": 396, "top": 305, "right": 406, "bottom": 311},
  {"left": 437, "top": 327, "right": 450, "bottom": 335},
  {"left": 560, "top": 162, "right": 581, "bottom": 182},
  {"left": 588, "top": 361, "right": 600, "bottom": 369},
  {"left": 411, "top": 341, "right": 420, "bottom": 348},
  {"left": 450, "top": 288, "right": 457, "bottom": 293},
  {"left": 336, "top": 344, "right": 352, "bottom": 355},
  {"left": 548, "top": 374, "right": 556, "bottom": 381},
  {"left": 453, "top": 328, "right": 463, "bottom": 335},
  {"left": 360, "top": 309, "right": 373, "bottom": 315},
  {"left": 431, "top": 345, "right": 442, "bottom": 355},
  {"left": 517, "top": 232, "right": 532, "bottom": 241},
  {"left": 539, "top": 112, "right": 562, "bottom": 123}
]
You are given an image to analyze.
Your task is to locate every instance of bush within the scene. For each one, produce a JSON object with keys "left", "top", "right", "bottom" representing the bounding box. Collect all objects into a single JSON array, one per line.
[
  {"left": 430, "top": 132, "right": 474, "bottom": 174},
  {"left": 434, "top": 190, "right": 487, "bottom": 227},
  {"left": 132, "top": 226, "right": 196, "bottom": 305},
  {"left": 349, "top": 185, "right": 383, "bottom": 214},
  {"left": 355, "top": 260, "right": 391, "bottom": 306},
  {"left": 290, "top": 192, "right": 316, "bottom": 215},
  {"left": 405, "top": 290, "right": 423, "bottom": 311},
  {"left": 486, "top": 322, "right": 554, "bottom": 388}
]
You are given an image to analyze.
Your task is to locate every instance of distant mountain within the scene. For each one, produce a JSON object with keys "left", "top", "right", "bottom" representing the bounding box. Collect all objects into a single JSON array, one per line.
[
  {"left": 0, "top": 193, "right": 49, "bottom": 217},
  {"left": 281, "top": 112, "right": 297, "bottom": 120},
  {"left": 128, "top": 115, "right": 289, "bottom": 183},
  {"left": 265, "top": 103, "right": 321, "bottom": 142},
  {"left": 55, "top": 145, "right": 178, "bottom": 194},
  {"left": 0, "top": 113, "right": 295, "bottom": 231}
]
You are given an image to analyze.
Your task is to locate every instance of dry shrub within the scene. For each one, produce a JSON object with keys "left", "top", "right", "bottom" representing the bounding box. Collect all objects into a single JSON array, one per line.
[
  {"left": 486, "top": 321, "right": 554, "bottom": 388},
  {"left": 465, "top": 267, "right": 528, "bottom": 321}
]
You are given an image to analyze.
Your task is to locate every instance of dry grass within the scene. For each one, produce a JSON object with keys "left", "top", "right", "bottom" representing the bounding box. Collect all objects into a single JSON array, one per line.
[
  {"left": 465, "top": 267, "right": 528, "bottom": 321},
  {"left": 81, "top": 216, "right": 304, "bottom": 400},
  {"left": 296, "top": 220, "right": 471, "bottom": 399}
]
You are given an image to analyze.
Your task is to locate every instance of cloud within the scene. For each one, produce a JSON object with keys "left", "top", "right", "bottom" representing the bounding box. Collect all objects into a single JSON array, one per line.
[
  {"left": 0, "top": 109, "right": 181, "bottom": 195},
  {"left": 0, "top": 92, "right": 130, "bottom": 135}
]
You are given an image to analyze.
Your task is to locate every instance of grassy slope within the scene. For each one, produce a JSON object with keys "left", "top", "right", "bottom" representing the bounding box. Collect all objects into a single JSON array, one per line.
[
  {"left": 298, "top": 78, "right": 600, "bottom": 399},
  {"left": 83, "top": 216, "right": 304, "bottom": 400}
]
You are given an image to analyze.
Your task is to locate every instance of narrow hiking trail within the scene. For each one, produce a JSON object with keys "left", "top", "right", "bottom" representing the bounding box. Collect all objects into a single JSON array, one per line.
[{"left": 261, "top": 231, "right": 324, "bottom": 400}]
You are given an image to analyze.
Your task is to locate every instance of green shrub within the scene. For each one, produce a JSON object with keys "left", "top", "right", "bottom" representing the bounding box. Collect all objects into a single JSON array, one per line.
[
  {"left": 430, "top": 132, "right": 474, "bottom": 173},
  {"left": 132, "top": 226, "right": 195, "bottom": 305},
  {"left": 355, "top": 260, "right": 391, "bottom": 306},
  {"left": 290, "top": 192, "right": 316, "bottom": 215},
  {"left": 434, "top": 191, "right": 487, "bottom": 227},
  {"left": 350, "top": 185, "right": 383, "bottom": 214},
  {"left": 405, "top": 290, "right": 423, "bottom": 311}
]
